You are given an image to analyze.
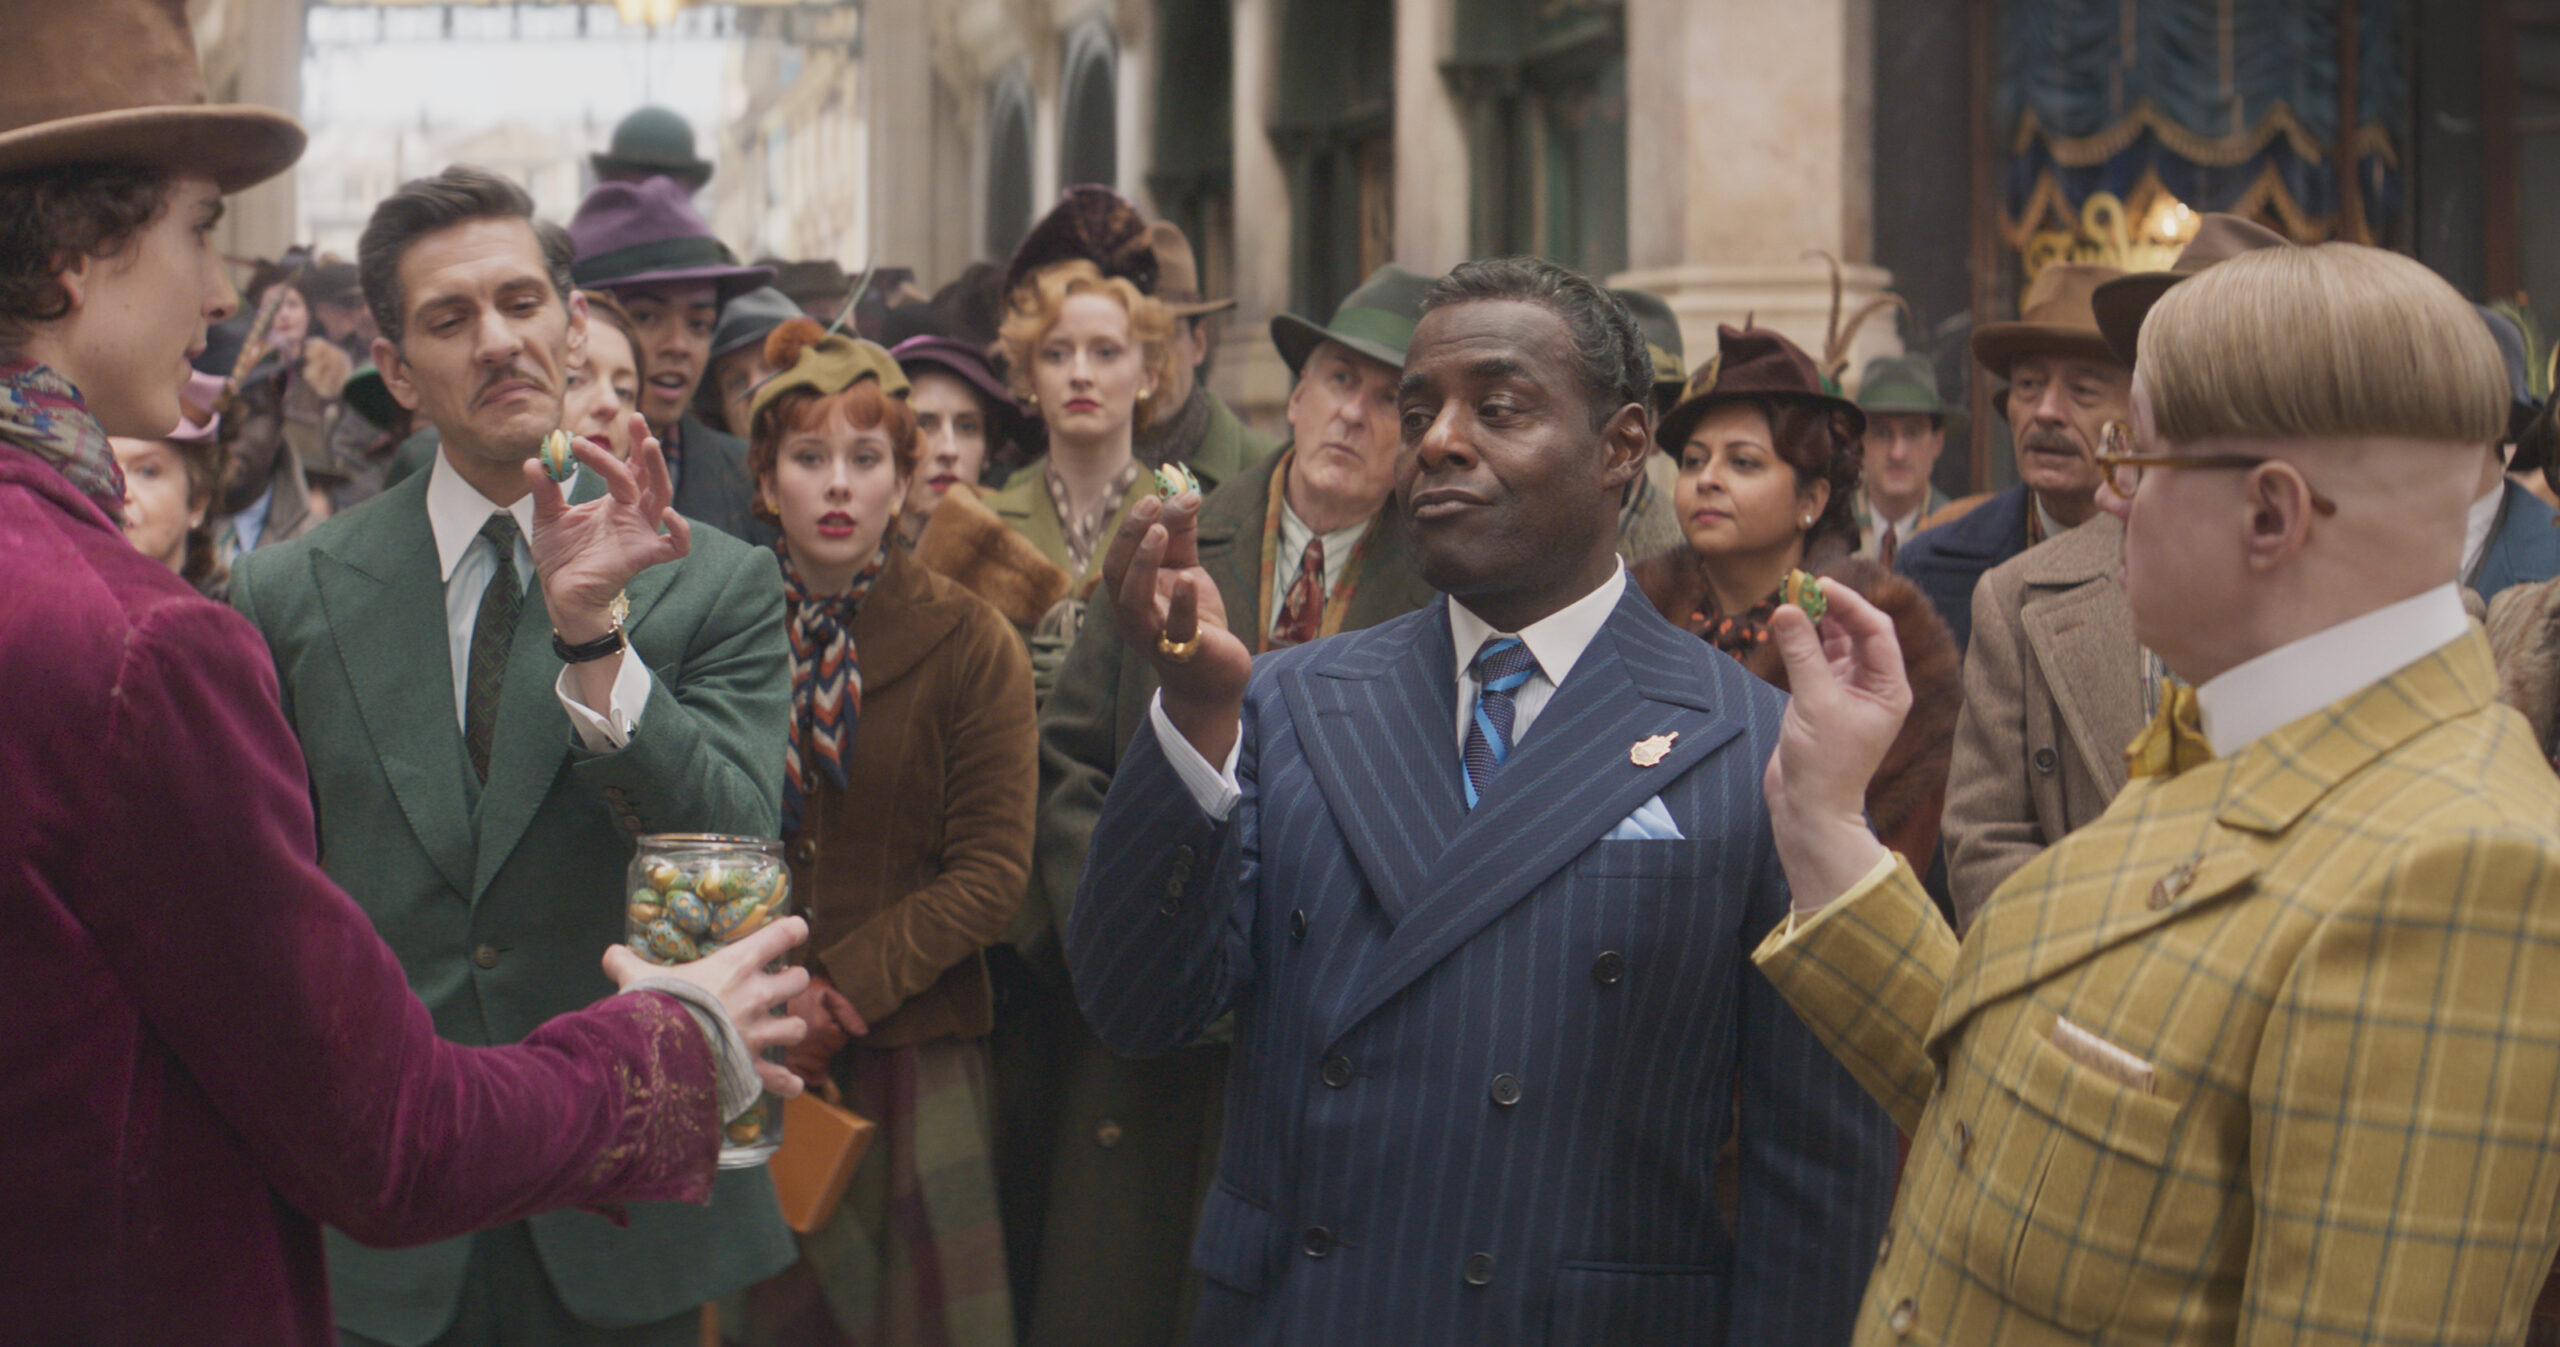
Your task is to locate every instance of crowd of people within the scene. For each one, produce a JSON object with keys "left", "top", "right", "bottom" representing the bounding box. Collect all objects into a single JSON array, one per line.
[{"left": 17, "top": 5, "right": 2560, "bottom": 1345}]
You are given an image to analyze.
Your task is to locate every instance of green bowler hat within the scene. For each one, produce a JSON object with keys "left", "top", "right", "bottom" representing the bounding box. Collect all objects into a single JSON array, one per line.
[
  {"left": 1271, "top": 264, "right": 1437, "bottom": 375},
  {"left": 591, "top": 105, "right": 713, "bottom": 189},
  {"left": 1853, "top": 353, "right": 1965, "bottom": 429}
]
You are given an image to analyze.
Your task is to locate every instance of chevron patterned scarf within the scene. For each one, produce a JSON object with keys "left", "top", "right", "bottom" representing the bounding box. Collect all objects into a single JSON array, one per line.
[
  {"left": 779, "top": 539, "right": 886, "bottom": 833},
  {"left": 0, "top": 359, "right": 120, "bottom": 510}
]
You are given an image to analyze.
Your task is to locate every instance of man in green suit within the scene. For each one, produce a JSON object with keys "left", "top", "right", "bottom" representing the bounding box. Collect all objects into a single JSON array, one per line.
[
  {"left": 230, "top": 166, "right": 794, "bottom": 1347},
  {"left": 1000, "top": 264, "right": 1441, "bottom": 1345}
]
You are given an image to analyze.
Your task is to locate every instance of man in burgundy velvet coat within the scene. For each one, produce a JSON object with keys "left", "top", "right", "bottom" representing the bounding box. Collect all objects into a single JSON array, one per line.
[{"left": 0, "top": 5, "right": 810, "bottom": 1344}]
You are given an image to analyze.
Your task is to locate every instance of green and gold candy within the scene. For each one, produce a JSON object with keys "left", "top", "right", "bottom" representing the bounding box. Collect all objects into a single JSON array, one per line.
[{"left": 538, "top": 428, "right": 576, "bottom": 482}]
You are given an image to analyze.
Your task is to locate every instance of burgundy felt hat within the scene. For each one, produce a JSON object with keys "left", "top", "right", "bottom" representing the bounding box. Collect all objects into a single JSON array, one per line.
[
  {"left": 1657, "top": 324, "right": 1866, "bottom": 453},
  {"left": 567, "top": 177, "right": 771, "bottom": 300},
  {"left": 1002, "top": 184, "right": 1159, "bottom": 301}
]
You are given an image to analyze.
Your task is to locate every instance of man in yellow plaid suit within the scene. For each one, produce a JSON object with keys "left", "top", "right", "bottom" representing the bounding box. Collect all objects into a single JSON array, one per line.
[{"left": 1755, "top": 239, "right": 2560, "bottom": 1344}]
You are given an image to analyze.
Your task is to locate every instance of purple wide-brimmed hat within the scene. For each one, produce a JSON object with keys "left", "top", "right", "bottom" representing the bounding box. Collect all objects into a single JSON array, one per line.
[{"left": 567, "top": 176, "right": 770, "bottom": 300}]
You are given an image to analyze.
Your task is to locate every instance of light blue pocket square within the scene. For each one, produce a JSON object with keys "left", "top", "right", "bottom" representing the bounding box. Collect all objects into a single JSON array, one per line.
[{"left": 1602, "top": 795, "right": 1685, "bottom": 842}]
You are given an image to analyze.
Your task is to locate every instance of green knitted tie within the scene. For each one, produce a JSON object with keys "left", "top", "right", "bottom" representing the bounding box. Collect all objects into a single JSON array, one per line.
[{"left": 464, "top": 512, "right": 523, "bottom": 782}]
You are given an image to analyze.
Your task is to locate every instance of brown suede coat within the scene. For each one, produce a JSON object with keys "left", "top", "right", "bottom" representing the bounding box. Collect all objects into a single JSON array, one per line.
[
  {"left": 791, "top": 545, "right": 1038, "bottom": 1049},
  {"left": 1632, "top": 547, "right": 1963, "bottom": 868}
]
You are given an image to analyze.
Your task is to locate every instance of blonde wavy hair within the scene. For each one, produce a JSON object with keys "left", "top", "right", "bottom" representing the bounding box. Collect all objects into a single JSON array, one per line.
[
  {"left": 996, "top": 258, "right": 1176, "bottom": 435},
  {"left": 2138, "top": 244, "right": 2509, "bottom": 450}
]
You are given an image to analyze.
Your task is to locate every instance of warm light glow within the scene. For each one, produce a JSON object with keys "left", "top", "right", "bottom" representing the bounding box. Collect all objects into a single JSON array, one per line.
[
  {"left": 2021, "top": 180, "right": 2206, "bottom": 280},
  {"left": 614, "top": 0, "right": 687, "bottom": 27}
]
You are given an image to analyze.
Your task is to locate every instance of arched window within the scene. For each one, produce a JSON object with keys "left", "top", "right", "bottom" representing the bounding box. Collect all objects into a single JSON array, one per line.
[
  {"left": 1058, "top": 17, "right": 1119, "bottom": 189},
  {"left": 985, "top": 63, "right": 1036, "bottom": 259},
  {"left": 1445, "top": 0, "right": 1627, "bottom": 279},
  {"left": 1148, "top": 0, "right": 1232, "bottom": 299},
  {"left": 1272, "top": 0, "right": 1394, "bottom": 319}
]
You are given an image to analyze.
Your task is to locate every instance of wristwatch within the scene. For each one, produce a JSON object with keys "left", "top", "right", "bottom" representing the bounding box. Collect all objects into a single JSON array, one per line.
[{"left": 553, "top": 589, "right": 631, "bottom": 664}]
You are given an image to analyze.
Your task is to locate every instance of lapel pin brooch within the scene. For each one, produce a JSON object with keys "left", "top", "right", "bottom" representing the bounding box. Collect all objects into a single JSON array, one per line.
[{"left": 1630, "top": 731, "right": 1679, "bottom": 767}]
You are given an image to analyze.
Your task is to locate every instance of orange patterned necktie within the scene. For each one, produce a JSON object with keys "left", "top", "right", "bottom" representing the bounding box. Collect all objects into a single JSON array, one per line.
[
  {"left": 2125, "top": 681, "right": 2213, "bottom": 779},
  {"left": 1270, "top": 535, "right": 1324, "bottom": 648}
]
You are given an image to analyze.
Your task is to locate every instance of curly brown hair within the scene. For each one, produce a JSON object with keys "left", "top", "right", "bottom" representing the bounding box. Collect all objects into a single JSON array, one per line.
[
  {"left": 0, "top": 165, "right": 171, "bottom": 350},
  {"left": 1693, "top": 395, "right": 1865, "bottom": 560}
]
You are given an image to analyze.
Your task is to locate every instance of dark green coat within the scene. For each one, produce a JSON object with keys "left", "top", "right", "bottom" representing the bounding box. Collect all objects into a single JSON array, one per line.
[
  {"left": 1001, "top": 448, "right": 1435, "bottom": 1345},
  {"left": 229, "top": 465, "right": 796, "bottom": 1343}
]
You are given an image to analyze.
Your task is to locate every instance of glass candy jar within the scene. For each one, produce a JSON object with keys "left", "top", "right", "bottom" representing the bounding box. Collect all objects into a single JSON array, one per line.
[{"left": 625, "top": 833, "right": 791, "bottom": 1167}]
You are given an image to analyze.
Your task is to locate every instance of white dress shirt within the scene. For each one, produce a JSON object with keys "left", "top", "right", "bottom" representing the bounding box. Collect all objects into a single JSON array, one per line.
[
  {"left": 1268, "top": 495, "right": 1374, "bottom": 623},
  {"left": 2194, "top": 582, "right": 2469, "bottom": 758},
  {"left": 426, "top": 450, "right": 649, "bottom": 752},
  {"left": 1154, "top": 562, "right": 1629, "bottom": 820}
]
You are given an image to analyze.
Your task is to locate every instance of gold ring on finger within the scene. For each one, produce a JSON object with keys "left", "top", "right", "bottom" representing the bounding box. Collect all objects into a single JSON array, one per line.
[{"left": 1157, "top": 630, "right": 1203, "bottom": 663}]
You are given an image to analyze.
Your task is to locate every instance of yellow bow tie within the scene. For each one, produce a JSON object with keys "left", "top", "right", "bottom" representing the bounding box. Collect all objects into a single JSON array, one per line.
[{"left": 2126, "top": 681, "right": 2213, "bottom": 779}]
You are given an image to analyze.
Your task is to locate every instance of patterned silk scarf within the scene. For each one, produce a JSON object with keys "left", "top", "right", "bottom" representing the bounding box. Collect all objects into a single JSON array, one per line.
[
  {"left": 1046, "top": 457, "right": 1143, "bottom": 575},
  {"left": 0, "top": 359, "right": 121, "bottom": 509},
  {"left": 779, "top": 538, "right": 886, "bottom": 833}
]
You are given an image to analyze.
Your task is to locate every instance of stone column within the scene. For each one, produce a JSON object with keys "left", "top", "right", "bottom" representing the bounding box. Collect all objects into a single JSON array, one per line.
[
  {"left": 866, "top": 0, "right": 943, "bottom": 281},
  {"left": 1210, "top": 0, "right": 1295, "bottom": 433},
  {"left": 1614, "top": 0, "right": 1899, "bottom": 386},
  {"left": 197, "top": 0, "right": 301, "bottom": 263},
  {"left": 1392, "top": 0, "right": 1470, "bottom": 276}
]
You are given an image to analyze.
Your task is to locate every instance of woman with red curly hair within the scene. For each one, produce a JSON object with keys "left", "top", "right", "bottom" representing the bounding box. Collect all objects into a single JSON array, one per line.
[{"left": 737, "top": 319, "right": 1034, "bottom": 1347}]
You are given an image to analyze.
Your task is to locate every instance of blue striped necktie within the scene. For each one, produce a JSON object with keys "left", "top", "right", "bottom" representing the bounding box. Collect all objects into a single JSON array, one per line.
[{"left": 1462, "top": 635, "right": 1541, "bottom": 808}]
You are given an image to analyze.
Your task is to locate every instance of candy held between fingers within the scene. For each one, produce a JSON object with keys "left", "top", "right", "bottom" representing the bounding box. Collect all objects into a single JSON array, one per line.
[
  {"left": 1153, "top": 462, "right": 1199, "bottom": 500},
  {"left": 1781, "top": 569, "right": 1827, "bottom": 622},
  {"left": 539, "top": 428, "right": 576, "bottom": 482}
]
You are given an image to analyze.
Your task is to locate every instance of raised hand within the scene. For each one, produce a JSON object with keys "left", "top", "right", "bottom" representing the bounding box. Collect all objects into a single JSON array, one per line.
[
  {"left": 604, "top": 915, "right": 814, "bottom": 1100},
  {"left": 525, "top": 411, "right": 692, "bottom": 644},
  {"left": 1101, "top": 490, "right": 1254, "bottom": 763},
  {"left": 1761, "top": 580, "right": 1907, "bottom": 911}
]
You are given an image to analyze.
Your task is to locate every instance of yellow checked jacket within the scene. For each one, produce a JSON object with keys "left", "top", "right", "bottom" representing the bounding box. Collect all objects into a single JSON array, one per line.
[{"left": 1756, "top": 628, "right": 2560, "bottom": 1345}]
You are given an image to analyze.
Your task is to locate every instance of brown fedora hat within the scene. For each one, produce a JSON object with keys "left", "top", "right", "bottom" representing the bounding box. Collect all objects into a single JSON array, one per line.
[
  {"left": 1148, "top": 220, "right": 1234, "bottom": 318},
  {"left": 1969, "top": 262, "right": 2127, "bottom": 379},
  {"left": 2091, "top": 214, "right": 2292, "bottom": 364},
  {"left": 0, "top": 1, "right": 303, "bottom": 194}
]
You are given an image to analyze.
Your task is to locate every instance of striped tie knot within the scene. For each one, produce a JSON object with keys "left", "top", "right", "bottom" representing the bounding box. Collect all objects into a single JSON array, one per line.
[{"left": 1462, "top": 635, "right": 1541, "bottom": 808}]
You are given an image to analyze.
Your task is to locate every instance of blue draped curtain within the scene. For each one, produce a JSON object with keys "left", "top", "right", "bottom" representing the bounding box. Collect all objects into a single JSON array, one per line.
[{"left": 1998, "top": 0, "right": 2407, "bottom": 260}]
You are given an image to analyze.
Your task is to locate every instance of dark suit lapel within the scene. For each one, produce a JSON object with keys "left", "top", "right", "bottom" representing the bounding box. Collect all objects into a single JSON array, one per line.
[
  {"left": 310, "top": 474, "right": 475, "bottom": 898},
  {"left": 1327, "top": 590, "right": 1741, "bottom": 1036},
  {"left": 1278, "top": 600, "right": 1463, "bottom": 926},
  {"left": 1196, "top": 456, "right": 1269, "bottom": 643}
]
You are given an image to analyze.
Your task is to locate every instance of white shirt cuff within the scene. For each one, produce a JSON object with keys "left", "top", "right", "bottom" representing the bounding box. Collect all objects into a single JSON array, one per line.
[
  {"left": 556, "top": 652, "right": 653, "bottom": 751},
  {"left": 1148, "top": 689, "right": 1243, "bottom": 820}
]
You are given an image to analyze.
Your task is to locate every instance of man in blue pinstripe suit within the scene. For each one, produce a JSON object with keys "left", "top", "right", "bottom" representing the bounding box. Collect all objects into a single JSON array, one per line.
[{"left": 1065, "top": 258, "right": 1897, "bottom": 1344}]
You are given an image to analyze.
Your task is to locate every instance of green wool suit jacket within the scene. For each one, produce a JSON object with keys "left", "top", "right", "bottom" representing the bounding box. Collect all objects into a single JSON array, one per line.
[{"left": 229, "top": 466, "right": 795, "bottom": 1344}]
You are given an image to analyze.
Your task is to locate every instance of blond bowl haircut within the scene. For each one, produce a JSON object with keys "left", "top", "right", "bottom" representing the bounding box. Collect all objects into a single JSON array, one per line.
[
  {"left": 2137, "top": 244, "right": 2510, "bottom": 451},
  {"left": 996, "top": 257, "right": 1177, "bottom": 435}
]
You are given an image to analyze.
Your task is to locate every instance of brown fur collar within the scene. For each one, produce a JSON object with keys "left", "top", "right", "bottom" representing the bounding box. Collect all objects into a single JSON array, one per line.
[
  {"left": 1631, "top": 546, "right": 1963, "bottom": 862},
  {"left": 913, "top": 482, "right": 1072, "bottom": 631}
]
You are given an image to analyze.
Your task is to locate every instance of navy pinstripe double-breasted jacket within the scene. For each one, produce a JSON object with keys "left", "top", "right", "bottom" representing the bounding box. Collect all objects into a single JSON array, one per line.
[{"left": 1067, "top": 586, "right": 1897, "bottom": 1345}]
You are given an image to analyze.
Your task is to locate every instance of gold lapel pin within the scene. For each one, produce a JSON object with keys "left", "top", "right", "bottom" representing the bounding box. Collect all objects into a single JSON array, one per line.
[{"left": 1629, "top": 732, "right": 1679, "bottom": 767}]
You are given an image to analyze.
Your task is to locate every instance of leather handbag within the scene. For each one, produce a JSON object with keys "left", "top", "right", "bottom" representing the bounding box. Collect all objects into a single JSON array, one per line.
[{"left": 768, "top": 1077, "right": 875, "bottom": 1234}]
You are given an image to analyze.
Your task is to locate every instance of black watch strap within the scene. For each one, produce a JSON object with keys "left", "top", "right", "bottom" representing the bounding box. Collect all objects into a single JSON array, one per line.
[{"left": 552, "top": 624, "right": 627, "bottom": 664}]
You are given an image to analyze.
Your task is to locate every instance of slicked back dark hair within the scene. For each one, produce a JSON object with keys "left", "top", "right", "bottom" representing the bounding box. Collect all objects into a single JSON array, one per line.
[
  {"left": 359, "top": 164, "right": 575, "bottom": 346},
  {"left": 1419, "top": 256, "right": 1653, "bottom": 431}
]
